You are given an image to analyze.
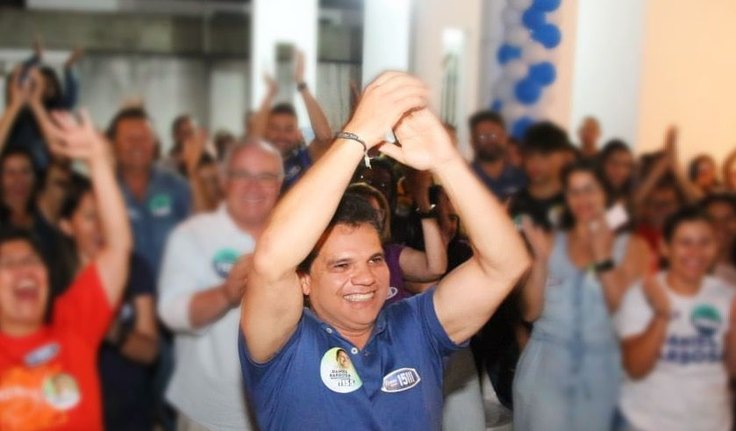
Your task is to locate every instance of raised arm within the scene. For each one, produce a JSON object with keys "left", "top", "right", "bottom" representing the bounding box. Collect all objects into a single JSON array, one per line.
[
  {"left": 518, "top": 217, "right": 551, "bottom": 322},
  {"left": 400, "top": 169, "right": 447, "bottom": 284},
  {"left": 0, "top": 68, "right": 28, "bottom": 151},
  {"left": 379, "top": 109, "right": 531, "bottom": 344},
  {"left": 183, "top": 128, "right": 217, "bottom": 213},
  {"left": 241, "top": 72, "right": 429, "bottom": 362},
  {"left": 621, "top": 277, "right": 670, "bottom": 379},
  {"left": 48, "top": 110, "right": 132, "bottom": 306},
  {"left": 245, "top": 74, "right": 278, "bottom": 140},
  {"left": 27, "top": 68, "right": 62, "bottom": 154},
  {"left": 294, "top": 51, "right": 333, "bottom": 161}
]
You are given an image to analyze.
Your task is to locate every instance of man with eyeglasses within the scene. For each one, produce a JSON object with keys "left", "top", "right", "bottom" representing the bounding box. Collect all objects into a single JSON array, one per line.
[
  {"left": 157, "top": 141, "right": 283, "bottom": 430},
  {"left": 468, "top": 110, "right": 527, "bottom": 201}
]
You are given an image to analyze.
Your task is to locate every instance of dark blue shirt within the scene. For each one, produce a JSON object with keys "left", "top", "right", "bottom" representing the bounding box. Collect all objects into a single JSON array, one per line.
[
  {"left": 239, "top": 289, "right": 462, "bottom": 431},
  {"left": 282, "top": 144, "right": 312, "bottom": 190},
  {"left": 120, "top": 167, "right": 191, "bottom": 276},
  {"left": 471, "top": 160, "right": 527, "bottom": 201}
]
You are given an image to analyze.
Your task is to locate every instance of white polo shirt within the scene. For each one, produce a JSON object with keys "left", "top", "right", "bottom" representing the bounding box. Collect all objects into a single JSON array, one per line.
[{"left": 158, "top": 204, "right": 256, "bottom": 430}]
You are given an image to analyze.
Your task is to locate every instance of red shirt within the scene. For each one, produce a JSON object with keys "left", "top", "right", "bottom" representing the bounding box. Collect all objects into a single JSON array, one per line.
[{"left": 0, "top": 265, "right": 113, "bottom": 431}]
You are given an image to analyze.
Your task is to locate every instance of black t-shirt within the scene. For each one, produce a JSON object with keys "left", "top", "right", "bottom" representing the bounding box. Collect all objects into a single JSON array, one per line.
[
  {"left": 508, "top": 188, "right": 565, "bottom": 230},
  {"left": 99, "top": 254, "right": 157, "bottom": 431}
]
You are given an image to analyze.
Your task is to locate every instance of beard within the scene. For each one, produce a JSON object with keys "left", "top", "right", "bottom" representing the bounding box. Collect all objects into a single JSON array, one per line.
[{"left": 475, "top": 144, "right": 507, "bottom": 162}]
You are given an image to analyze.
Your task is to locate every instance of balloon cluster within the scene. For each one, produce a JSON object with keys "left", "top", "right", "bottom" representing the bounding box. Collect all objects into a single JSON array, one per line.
[{"left": 492, "top": 0, "right": 562, "bottom": 139}]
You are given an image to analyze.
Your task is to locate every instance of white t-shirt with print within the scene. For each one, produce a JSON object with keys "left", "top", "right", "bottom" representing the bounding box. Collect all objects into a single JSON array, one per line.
[
  {"left": 615, "top": 272, "right": 735, "bottom": 431},
  {"left": 158, "top": 204, "right": 256, "bottom": 430}
]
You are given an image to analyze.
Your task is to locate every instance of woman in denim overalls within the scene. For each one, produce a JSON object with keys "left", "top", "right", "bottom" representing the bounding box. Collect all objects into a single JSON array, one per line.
[{"left": 513, "top": 161, "right": 651, "bottom": 431}]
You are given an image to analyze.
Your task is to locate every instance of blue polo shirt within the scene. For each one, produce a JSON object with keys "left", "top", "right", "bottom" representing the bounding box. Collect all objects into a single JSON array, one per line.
[
  {"left": 120, "top": 167, "right": 191, "bottom": 276},
  {"left": 239, "top": 289, "right": 462, "bottom": 431},
  {"left": 471, "top": 160, "right": 527, "bottom": 201}
]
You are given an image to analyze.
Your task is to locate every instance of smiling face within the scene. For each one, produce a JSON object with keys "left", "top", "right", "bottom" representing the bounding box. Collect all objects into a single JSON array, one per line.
[
  {"left": 113, "top": 118, "right": 157, "bottom": 172},
  {"left": 603, "top": 149, "right": 634, "bottom": 191},
  {"left": 1, "top": 153, "right": 35, "bottom": 207},
  {"left": 300, "top": 223, "right": 390, "bottom": 337},
  {"left": 564, "top": 170, "right": 607, "bottom": 225},
  {"left": 224, "top": 144, "right": 283, "bottom": 230},
  {"left": 0, "top": 239, "right": 49, "bottom": 335},
  {"left": 664, "top": 220, "right": 717, "bottom": 285}
]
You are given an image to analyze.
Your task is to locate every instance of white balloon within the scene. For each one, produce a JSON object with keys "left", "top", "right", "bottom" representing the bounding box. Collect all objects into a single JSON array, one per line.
[
  {"left": 502, "top": 102, "right": 526, "bottom": 123},
  {"left": 522, "top": 40, "right": 550, "bottom": 63},
  {"left": 494, "top": 78, "right": 516, "bottom": 103},
  {"left": 510, "top": 0, "right": 533, "bottom": 11},
  {"left": 529, "top": 89, "right": 556, "bottom": 118},
  {"left": 503, "top": 59, "right": 529, "bottom": 80},
  {"left": 505, "top": 25, "right": 530, "bottom": 46},
  {"left": 502, "top": 7, "right": 522, "bottom": 26}
]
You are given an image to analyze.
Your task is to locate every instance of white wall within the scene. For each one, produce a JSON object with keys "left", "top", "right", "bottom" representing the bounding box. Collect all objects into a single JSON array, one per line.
[
  {"left": 362, "top": 0, "right": 412, "bottom": 86},
  {"left": 412, "top": 0, "right": 483, "bottom": 158},
  {"left": 569, "top": 0, "right": 645, "bottom": 148},
  {"left": 637, "top": 0, "right": 736, "bottom": 166}
]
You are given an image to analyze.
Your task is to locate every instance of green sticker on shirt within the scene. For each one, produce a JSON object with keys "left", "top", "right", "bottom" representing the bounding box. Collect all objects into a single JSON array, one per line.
[
  {"left": 320, "top": 347, "right": 362, "bottom": 393},
  {"left": 148, "top": 193, "right": 172, "bottom": 217}
]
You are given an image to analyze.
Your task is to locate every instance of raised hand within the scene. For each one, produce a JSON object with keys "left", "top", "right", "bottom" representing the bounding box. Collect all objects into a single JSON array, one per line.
[
  {"left": 7, "top": 66, "right": 29, "bottom": 107},
  {"left": 345, "top": 72, "right": 429, "bottom": 149},
  {"left": 183, "top": 128, "right": 208, "bottom": 175},
  {"left": 264, "top": 73, "right": 278, "bottom": 97},
  {"left": 224, "top": 254, "right": 252, "bottom": 306},
  {"left": 378, "top": 107, "right": 460, "bottom": 172},
  {"left": 294, "top": 50, "right": 305, "bottom": 84},
  {"left": 47, "top": 110, "right": 109, "bottom": 165},
  {"left": 27, "top": 68, "right": 46, "bottom": 105},
  {"left": 642, "top": 277, "right": 671, "bottom": 318},
  {"left": 521, "top": 216, "right": 552, "bottom": 261},
  {"left": 587, "top": 215, "right": 614, "bottom": 262},
  {"left": 64, "top": 47, "right": 85, "bottom": 69}
]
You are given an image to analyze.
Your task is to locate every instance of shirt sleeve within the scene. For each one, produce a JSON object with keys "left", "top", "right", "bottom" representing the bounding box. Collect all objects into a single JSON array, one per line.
[
  {"left": 52, "top": 264, "right": 115, "bottom": 345},
  {"left": 417, "top": 288, "right": 466, "bottom": 357},
  {"left": 614, "top": 282, "right": 654, "bottom": 339},
  {"left": 157, "top": 223, "right": 207, "bottom": 333}
]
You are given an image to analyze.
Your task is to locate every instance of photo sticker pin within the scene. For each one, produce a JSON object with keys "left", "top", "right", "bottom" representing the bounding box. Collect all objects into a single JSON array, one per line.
[{"left": 320, "top": 347, "right": 362, "bottom": 393}]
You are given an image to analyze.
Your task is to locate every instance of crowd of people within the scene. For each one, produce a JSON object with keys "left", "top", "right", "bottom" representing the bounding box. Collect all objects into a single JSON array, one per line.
[{"left": 0, "top": 45, "right": 735, "bottom": 431}]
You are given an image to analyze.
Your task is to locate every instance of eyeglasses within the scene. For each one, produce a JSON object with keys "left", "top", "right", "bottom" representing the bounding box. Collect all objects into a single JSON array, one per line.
[
  {"left": 227, "top": 171, "right": 282, "bottom": 185},
  {"left": 475, "top": 133, "right": 501, "bottom": 143},
  {"left": 0, "top": 255, "right": 44, "bottom": 270}
]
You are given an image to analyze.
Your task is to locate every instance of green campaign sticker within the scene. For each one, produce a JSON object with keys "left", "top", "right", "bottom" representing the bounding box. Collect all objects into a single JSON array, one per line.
[
  {"left": 691, "top": 304, "right": 722, "bottom": 337},
  {"left": 212, "top": 248, "right": 239, "bottom": 278},
  {"left": 148, "top": 193, "right": 172, "bottom": 217}
]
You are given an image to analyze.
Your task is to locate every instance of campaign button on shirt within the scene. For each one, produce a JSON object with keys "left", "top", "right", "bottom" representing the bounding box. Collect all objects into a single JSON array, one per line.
[
  {"left": 148, "top": 193, "right": 173, "bottom": 217},
  {"left": 212, "top": 248, "right": 240, "bottom": 279}
]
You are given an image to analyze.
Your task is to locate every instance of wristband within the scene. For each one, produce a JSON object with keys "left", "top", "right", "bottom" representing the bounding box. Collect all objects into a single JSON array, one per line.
[
  {"left": 335, "top": 131, "right": 371, "bottom": 168},
  {"left": 297, "top": 82, "right": 308, "bottom": 92},
  {"left": 593, "top": 258, "right": 615, "bottom": 274},
  {"left": 416, "top": 205, "right": 438, "bottom": 219}
]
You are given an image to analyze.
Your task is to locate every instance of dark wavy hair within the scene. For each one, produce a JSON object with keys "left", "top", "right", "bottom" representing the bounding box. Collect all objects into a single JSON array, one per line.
[
  {"left": 297, "top": 192, "right": 382, "bottom": 274},
  {"left": 559, "top": 159, "right": 614, "bottom": 230}
]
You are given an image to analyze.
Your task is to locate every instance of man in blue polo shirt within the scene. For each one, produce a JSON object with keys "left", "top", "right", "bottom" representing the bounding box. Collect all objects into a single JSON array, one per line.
[
  {"left": 239, "top": 72, "right": 530, "bottom": 431},
  {"left": 107, "top": 107, "right": 191, "bottom": 275}
]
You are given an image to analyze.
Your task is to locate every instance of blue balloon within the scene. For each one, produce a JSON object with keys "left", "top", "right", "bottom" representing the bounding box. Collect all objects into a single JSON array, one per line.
[
  {"left": 522, "top": 8, "right": 546, "bottom": 29},
  {"left": 528, "top": 62, "right": 557, "bottom": 86},
  {"left": 491, "top": 99, "right": 503, "bottom": 112},
  {"left": 532, "top": 23, "right": 562, "bottom": 49},
  {"left": 514, "top": 78, "right": 542, "bottom": 105},
  {"left": 512, "top": 116, "right": 535, "bottom": 140},
  {"left": 497, "top": 44, "right": 522, "bottom": 65},
  {"left": 532, "top": 0, "right": 561, "bottom": 12}
]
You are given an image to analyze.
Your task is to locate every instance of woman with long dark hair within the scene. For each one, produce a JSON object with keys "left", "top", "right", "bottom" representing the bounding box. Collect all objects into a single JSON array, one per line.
[{"left": 513, "top": 160, "right": 651, "bottom": 431}]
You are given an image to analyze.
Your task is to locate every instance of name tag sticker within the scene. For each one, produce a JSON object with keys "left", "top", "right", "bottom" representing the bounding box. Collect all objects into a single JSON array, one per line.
[
  {"left": 381, "top": 368, "right": 421, "bottom": 393},
  {"left": 320, "top": 347, "right": 362, "bottom": 393},
  {"left": 24, "top": 342, "right": 60, "bottom": 367}
]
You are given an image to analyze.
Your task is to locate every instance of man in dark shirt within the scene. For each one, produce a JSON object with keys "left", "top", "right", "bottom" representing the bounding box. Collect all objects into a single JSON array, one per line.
[
  {"left": 508, "top": 121, "right": 571, "bottom": 230},
  {"left": 468, "top": 110, "right": 527, "bottom": 200}
]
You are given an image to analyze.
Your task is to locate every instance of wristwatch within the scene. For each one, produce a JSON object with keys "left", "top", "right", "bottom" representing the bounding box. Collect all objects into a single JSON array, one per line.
[
  {"left": 297, "top": 82, "right": 308, "bottom": 92},
  {"left": 593, "top": 258, "right": 615, "bottom": 274},
  {"left": 416, "top": 205, "right": 438, "bottom": 219}
]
